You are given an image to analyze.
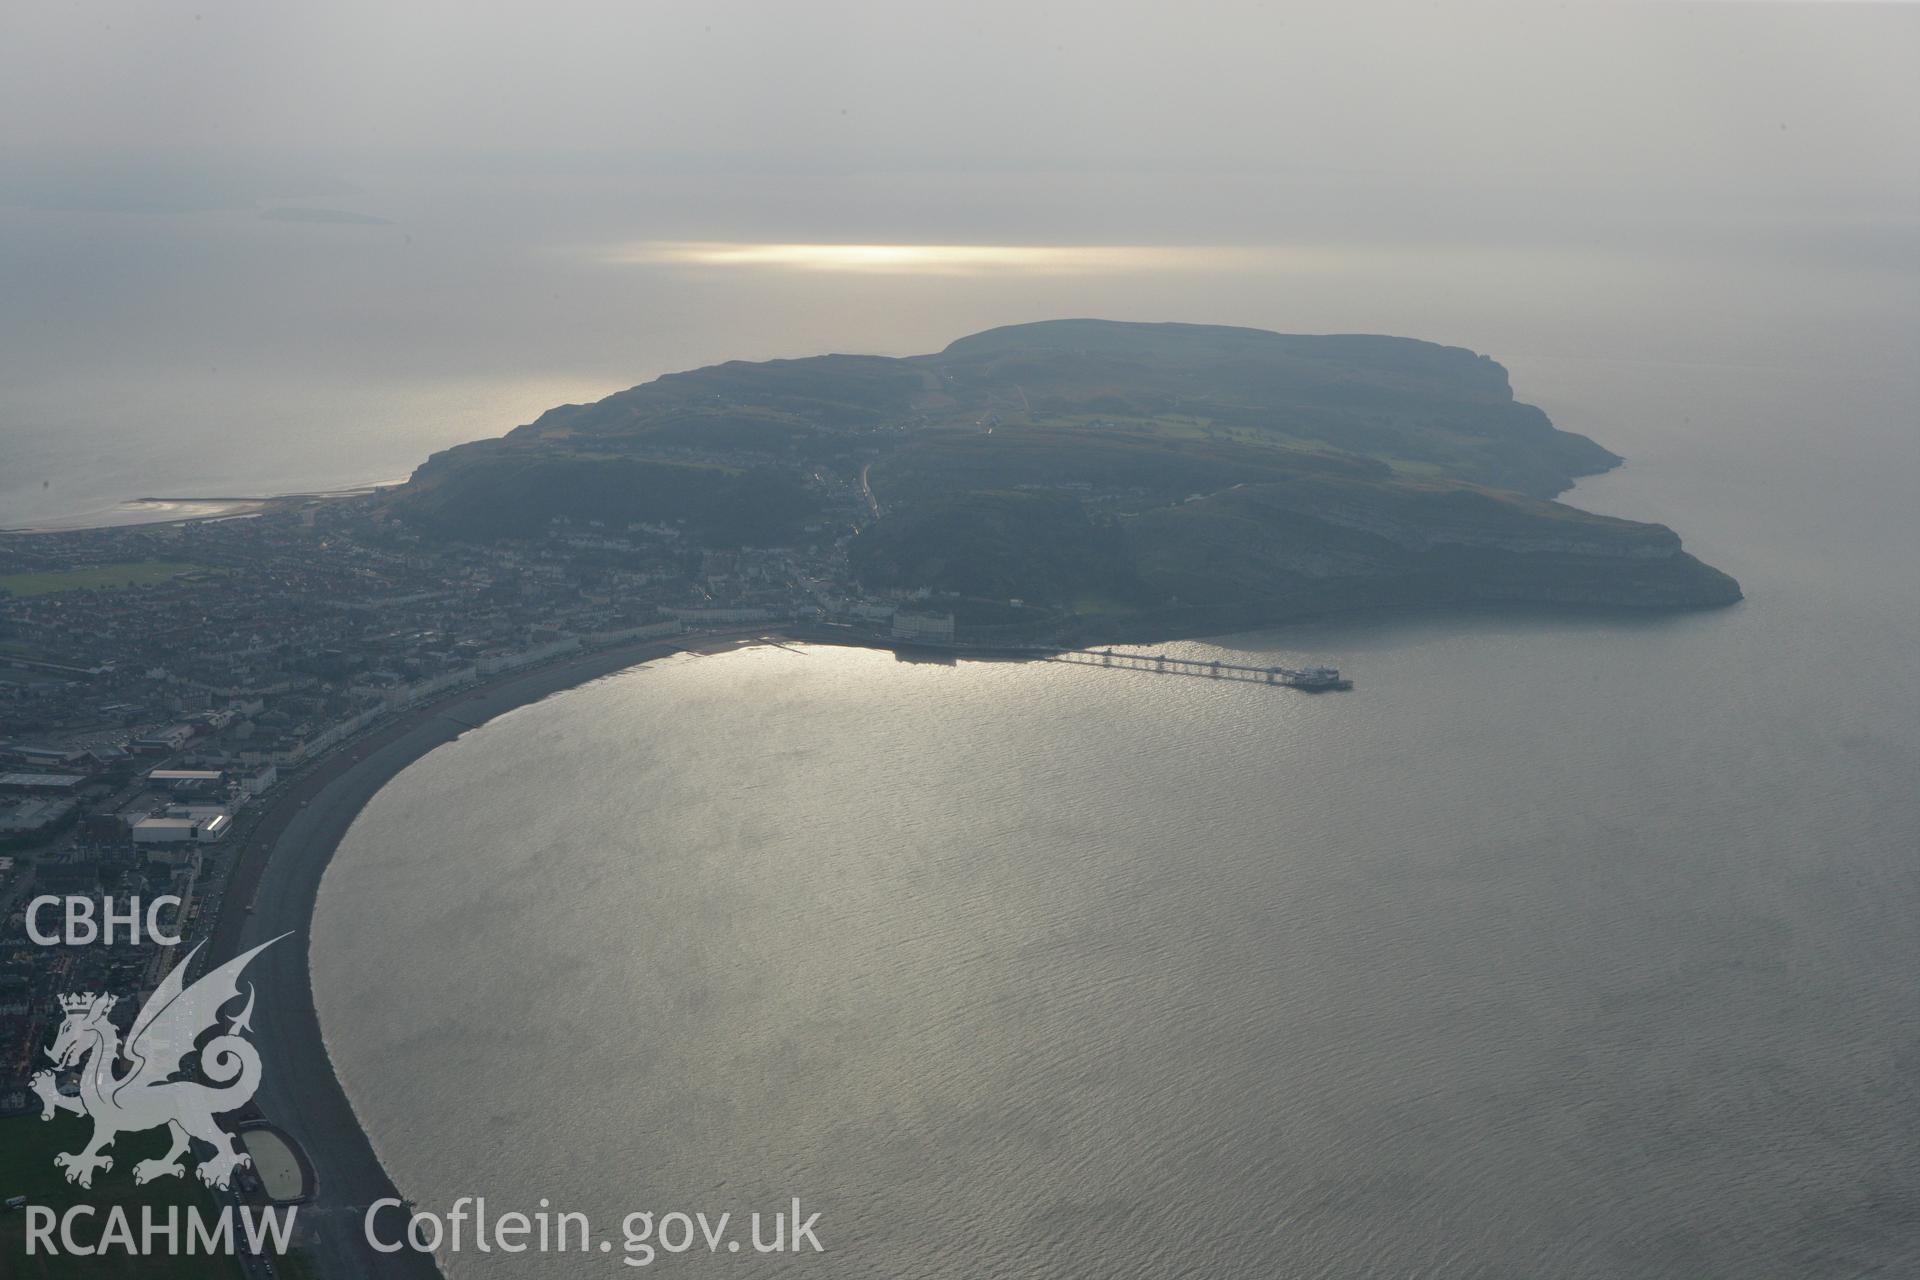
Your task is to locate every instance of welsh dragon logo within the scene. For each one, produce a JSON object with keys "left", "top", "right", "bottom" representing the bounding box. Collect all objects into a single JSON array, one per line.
[{"left": 30, "top": 936, "right": 285, "bottom": 1190}]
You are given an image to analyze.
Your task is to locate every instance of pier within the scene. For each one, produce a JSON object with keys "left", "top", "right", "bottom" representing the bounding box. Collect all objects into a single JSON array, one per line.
[
  {"left": 1038, "top": 648, "right": 1352, "bottom": 691},
  {"left": 790, "top": 624, "right": 1354, "bottom": 692}
]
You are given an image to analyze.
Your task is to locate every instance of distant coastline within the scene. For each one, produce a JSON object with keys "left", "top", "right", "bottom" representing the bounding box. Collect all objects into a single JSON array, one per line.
[
  {"left": 391, "top": 319, "right": 1741, "bottom": 629},
  {"left": 2, "top": 484, "right": 401, "bottom": 534}
]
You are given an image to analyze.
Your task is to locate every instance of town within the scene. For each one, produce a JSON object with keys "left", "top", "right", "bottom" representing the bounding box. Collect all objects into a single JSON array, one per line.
[{"left": 0, "top": 485, "right": 960, "bottom": 1105}]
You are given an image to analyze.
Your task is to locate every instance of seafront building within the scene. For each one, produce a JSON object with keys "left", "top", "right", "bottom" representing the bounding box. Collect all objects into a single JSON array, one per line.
[{"left": 891, "top": 610, "right": 957, "bottom": 644}]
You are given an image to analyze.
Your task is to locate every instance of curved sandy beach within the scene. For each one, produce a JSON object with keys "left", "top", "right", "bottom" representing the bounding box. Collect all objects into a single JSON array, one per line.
[{"left": 206, "top": 631, "right": 771, "bottom": 1278}]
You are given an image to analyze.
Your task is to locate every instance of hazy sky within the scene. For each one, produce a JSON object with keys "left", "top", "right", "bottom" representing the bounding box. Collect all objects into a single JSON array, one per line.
[
  {"left": 1, "top": 1, "right": 1913, "bottom": 525},
  {"left": 3, "top": 2, "right": 1914, "bottom": 193}
]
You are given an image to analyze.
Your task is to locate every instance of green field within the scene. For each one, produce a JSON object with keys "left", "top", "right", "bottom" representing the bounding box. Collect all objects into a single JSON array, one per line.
[
  {"left": 0, "top": 1113, "right": 245, "bottom": 1279},
  {"left": 0, "top": 563, "right": 211, "bottom": 598}
]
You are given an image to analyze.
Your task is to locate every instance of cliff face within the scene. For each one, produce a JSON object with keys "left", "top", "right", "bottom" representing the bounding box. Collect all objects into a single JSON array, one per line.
[
  {"left": 849, "top": 470, "right": 1738, "bottom": 634},
  {"left": 391, "top": 319, "right": 1739, "bottom": 633},
  {"left": 1121, "top": 479, "right": 1741, "bottom": 622}
]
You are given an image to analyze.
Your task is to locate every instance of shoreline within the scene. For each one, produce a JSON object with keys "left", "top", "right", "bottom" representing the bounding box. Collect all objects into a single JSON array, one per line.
[
  {"left": 205, "top": 628, "right": 775, "bottom": 1279},
  {"left": 2, "top": 484, "right": 400, "bottom": 535},
  {"left": 193, "top": 601, "right": 1713, "bottom": 1276}
]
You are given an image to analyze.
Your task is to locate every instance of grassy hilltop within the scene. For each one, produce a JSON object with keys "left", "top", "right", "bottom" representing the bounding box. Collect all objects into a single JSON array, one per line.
[{"left": 389, "top": 319, "right": 1739, "bottom": 638}]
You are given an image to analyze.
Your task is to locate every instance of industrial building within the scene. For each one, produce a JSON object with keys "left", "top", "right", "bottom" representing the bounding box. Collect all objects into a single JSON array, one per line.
[
  {"left": 0, "top": 797, "right": 75, "bottom": 835},
  {"left": 2, "top": 744, "right": 86, "bottom": 769},
  {"left": 131, "top": 810, "right": 231, "bottom": 845},
  {"left": 0, "top": 773, "right": 84, "bottom": 793},
  {"left": 147, "top": 768, "right": 226, "bottom": 798},
  {"left": 129, "top": 725, "right": 196, "bottom": 754}
]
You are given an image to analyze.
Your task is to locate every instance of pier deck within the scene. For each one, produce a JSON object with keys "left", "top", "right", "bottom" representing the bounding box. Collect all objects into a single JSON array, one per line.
[{"left": 1038, "top": 647, "right": 1352, "bottom": 691}]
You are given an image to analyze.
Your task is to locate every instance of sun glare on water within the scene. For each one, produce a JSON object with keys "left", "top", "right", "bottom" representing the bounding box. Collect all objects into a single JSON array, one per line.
[{"left": 603, "top": 241, "right": 1294, "bottom": 275}]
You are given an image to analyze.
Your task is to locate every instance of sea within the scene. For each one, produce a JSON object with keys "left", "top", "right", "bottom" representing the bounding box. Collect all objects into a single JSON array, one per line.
[
  {"left": 5, "top": 166, "right": 1917, "bottom": 1275},
  {"left": 308, "top": 356, "right": 1918, "bottom": 1276}
]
